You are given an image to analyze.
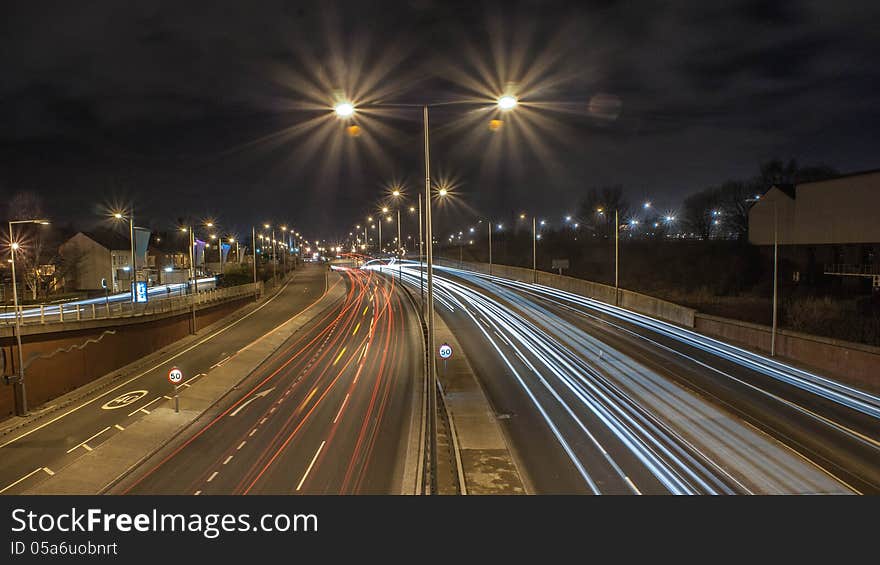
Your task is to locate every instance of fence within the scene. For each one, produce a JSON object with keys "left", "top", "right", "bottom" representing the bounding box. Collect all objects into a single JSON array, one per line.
[{"left": 1, "top": 282, "right": 262, "bottom": 328}]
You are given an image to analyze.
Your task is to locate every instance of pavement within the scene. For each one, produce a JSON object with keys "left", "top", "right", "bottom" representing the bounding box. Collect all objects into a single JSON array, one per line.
[
  {"left": 0, "top": 266, "right": 327, "bottom": 495},
  {"left": 111, "top": 267, "right": 423, "bottom": 495}
]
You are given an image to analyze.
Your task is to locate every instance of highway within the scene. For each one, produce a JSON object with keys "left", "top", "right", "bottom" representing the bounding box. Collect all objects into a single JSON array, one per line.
[
  {"left": 0, "top": 267, "right": 324, "bottom": 495},
  {"left": 117, "top": 267, "right": 423, "bottom": 495},
  {"left": 380, "top": 261, "right": 878, "bottom": 494}
]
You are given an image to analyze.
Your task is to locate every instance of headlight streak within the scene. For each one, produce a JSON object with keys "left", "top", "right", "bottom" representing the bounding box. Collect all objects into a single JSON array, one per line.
[
  {"left": 373, "top": 264, "right": 745, "bottom": 494},
  {"left": 483, "top": 280, "right": 880, "bottom": 450}
]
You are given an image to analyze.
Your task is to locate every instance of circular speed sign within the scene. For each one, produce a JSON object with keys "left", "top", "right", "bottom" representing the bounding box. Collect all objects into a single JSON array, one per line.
[
  {"left": 438, "top": 343, "right": 453, "bottom": 360},
  {"left": 168, "top": 367, "right": 184, "bottom": 385}
]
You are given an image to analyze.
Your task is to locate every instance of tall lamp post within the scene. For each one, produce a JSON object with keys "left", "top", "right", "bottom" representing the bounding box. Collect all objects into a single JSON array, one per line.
[
  {"left": 264, "top": 224, "right": 276, "bottom": 281},
  {"left": 112, "top": 212, "right": 138, "bottom": 300},
  {"left": 7, "top": 218, "right": 50, "bottom": 416},
  {"left": 748, "top": 196, "right": 779, "bottom": 356},
  {"left": 334, "top": 94, "right": 517, "bottom": 493}
]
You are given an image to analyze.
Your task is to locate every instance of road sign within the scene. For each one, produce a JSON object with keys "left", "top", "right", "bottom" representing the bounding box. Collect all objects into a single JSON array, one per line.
[
  {"left": 132, "top": 280, "right": 148, "bottom": 303},
  {"left": 168, "top": 367, "right": 183, "bottom": 385},
  {"left": 438, "top": 343, "right": 453, "bottom": 360}
]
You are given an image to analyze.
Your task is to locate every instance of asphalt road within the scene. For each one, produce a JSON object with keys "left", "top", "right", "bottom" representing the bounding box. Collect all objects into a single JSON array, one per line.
[
  {"left": 118, "top": 267, "right": 422, "bottom": 495},
  {"left": 392, "top": 263, "right": 876, "bottom": 494},
  {"left": 0, "top": 266, "right": 326, "bottom": 495}
]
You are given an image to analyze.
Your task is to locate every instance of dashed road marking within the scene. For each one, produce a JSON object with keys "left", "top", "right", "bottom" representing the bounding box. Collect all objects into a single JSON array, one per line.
[{"left": 296, "top": 440, "right": 326, "bottom": 491}]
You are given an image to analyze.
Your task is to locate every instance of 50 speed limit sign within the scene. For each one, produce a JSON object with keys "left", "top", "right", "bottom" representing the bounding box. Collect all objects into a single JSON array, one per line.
[
  {"left": 167, "top": 367, "right": 184, "bottom": 385},
  {"left": 438, "top": 343, "right": 453, "bottom": 360}
]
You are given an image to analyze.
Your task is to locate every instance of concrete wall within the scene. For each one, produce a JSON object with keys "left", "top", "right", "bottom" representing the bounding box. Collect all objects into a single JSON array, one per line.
[
  {"left": 0, "top": 296, "right": 251, "bottom": 419},
  {"left": 439, "top": 258, "right": 695, "bottom": 327},
  {"left": 694, "top": 313, "right": 880, "bottom": 393}
]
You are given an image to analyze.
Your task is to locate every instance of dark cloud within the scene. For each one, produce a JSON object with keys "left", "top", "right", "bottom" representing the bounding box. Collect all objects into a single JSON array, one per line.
[{"left": 1, "top": 0, "right": 878, "bottom": 239}]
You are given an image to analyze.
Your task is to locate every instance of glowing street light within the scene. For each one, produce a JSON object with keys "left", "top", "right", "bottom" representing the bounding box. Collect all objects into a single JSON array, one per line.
[
  {"left": 498, "top": 95, "right": 518, "bottom": 110},
  {"left": 334, "top": 102, "right": 355, "bottom": 118},
  {"left": 438, "top": 188, "right": 448, "bottom": 197}
]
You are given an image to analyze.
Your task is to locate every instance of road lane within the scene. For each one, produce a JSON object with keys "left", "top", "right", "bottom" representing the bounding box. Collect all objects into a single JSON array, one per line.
[
  {"left": 0, "top": 266, "right": 327, "bottom": 495},
  {"left": 119, "top": 267, "right": 422, "bottom": 495}
]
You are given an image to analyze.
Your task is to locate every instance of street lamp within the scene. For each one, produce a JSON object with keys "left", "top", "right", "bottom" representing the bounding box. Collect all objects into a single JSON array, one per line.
[
  {"left": 747, "top": 196, "right": 779, "bottom": 356},
  {"left": 264, "top": 223, "right": 276, "bottom": 280},
  {"left": 112, "top": 211, "right": 138, "bottom": 300},
  {"left": 6, "top": 218, "right": 50, "bottom": 416},
  {"left": 330, "top": 96, "right": 516, "bottom": 493}
]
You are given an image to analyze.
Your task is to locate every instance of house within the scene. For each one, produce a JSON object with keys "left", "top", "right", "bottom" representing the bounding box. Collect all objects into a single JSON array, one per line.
[
  {"left": 58, "top": 228, "right": 150, "bottom": 292},
  {"left": 748, "top": 169, "right": 880, "bottom": 290},
  {"left": 147, "top": 232, "right": 191, "bottom": 285}
]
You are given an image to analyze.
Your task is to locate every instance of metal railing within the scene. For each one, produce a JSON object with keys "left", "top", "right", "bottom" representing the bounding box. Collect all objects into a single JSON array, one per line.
[
  {"left": 2, "top": 283, "right": 262, "bottom": 327},
  {"left": 823, "top": 263, "right": 880, "bottom": 276}
]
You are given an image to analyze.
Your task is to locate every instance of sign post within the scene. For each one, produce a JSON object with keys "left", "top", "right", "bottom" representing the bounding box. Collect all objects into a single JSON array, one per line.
[
  {"left": 168, "top": 367, "right": 183, "bottom": 412},
  {"left": 438, "top": 343, "right": 453, "bottom": 375}
]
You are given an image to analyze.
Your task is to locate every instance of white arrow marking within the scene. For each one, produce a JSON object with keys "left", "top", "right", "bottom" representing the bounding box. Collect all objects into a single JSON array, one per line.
[{"left": 229, "top": 387, "right": 276, "bottom": 417}]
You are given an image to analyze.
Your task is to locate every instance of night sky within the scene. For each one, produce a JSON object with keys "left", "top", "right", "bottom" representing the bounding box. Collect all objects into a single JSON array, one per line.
[{"left": 2, "top": 0, "right": 879, "bottom": 241}]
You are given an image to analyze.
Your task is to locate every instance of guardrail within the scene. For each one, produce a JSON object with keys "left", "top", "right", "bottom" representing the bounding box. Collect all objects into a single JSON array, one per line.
[{"left": 1, "top": 283, "right": 262, "bottom": 327}]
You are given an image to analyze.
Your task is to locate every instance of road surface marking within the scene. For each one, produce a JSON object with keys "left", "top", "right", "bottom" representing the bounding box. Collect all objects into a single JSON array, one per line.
[
  {"left": 223, "top": 455, "right": 233, "bottom": 465},
  {"left": 333, "top": 394, "right": 350, "bottom": 424},
  {"left": 229, "top": 387, "right": 276, "bottom": 417},
  {"left": 114, "top": 424, "right": 125, "bottom": 431},
  {"left": 207, "top": 471, "right": 219, "bottom": 482},
  {"left": 260, "top": 418, "right": 268, "bottom": 425},
  {"left": 333, "top": 347, "right": 347, "bottom": 366},
  {"left": 296, "top": 440, "right": 326, "bottom": 491},
  {"left": 352, "top": 322, "right": 360, "bottom": 336},
  {"left": 127, "top": 396, "right": 163, "bottom": 417},
  {"left": 249, "top": 429, "right": 258, "bottom": 437},
  {"left": 163, "top": 395, "right": 172, "bottom": 400},
  {"left": 66, "top": 426, "right": 110, "bottom": 453},
  {"left": 211, "top": 356, "right": 231, "bottom": 369},
  {"left": 42, "top": 467, "right": 54, "bottom": 476},
  {"left": 0, "top": 467, "right": 46, "bottom": 494},
  {"left": 181, "top": 373, "right": 206, "bottom": 387},
  {"left": 0, "top": 277, "right": 299, "bottom": 451},
  {"left": 237, "top": 441, "right": 247, "bottom": 450},
  {"left": 194, "top": 490, "right": 202, "bottom": 495},
  {"left": 362, "top": 306, "right": 369, "bottom": 316}
]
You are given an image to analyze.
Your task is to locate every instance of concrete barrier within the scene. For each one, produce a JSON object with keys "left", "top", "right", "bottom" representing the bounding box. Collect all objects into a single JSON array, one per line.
[
  {"left": 437, "top": 258, "right": 695, "bottom": 328},
  {"left": 695, "top": 313, "right": 880, "bottom": 393}
]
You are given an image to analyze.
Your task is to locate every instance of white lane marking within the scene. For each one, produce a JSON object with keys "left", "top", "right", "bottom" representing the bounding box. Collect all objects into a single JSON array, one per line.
[
  {"left": 127, "top": 396, "right": 163, "bottom": 417},
  {"left": 333, "top": 394, "right": 351, "bottom": 424},
  {"left": 0, "top": 278, "right": 295, "bottom": 450},
  {"left": 223, "top": 455, "right": 233, "bottom": 465},
  {"left": 0, "top": 467, "right": 45, "bottom": 493},
  {"left": 296, "top": 440, "right": 326, "bottom": 491},
  {"left": 194, "top": 490, "right": 202, "bottom": 495},
  {"left": 181, "top": 372, "right": 206, "bottom": 387},
  {"left": 42, "top": 467, "right": 54, "bottom": 476},
  {"left": 249, "top": 429, "right": 257, "bottom": 437},
  {"left": 207, "top": 471, "right": 219, "bottom": 482},
  {"left": 211, "top": 356, "right": 231, "bottom": 369},
  {"left": 237, "top": 441, "right": 247, "bottom": 450},
  {"left": 82, "top": 444, "right": 93, "bottom": 452},
  {"left": 66, "top": 426, "right": 110, "bottom": 453},
  {"left": 114, "top": 424, "right": 125, "bottom": 431},
  {"left": 229, "top": 387, "right": 276, "bottom": 417},
  {"left": 163, "top": 395, "right": 172, "bottom": 400}
]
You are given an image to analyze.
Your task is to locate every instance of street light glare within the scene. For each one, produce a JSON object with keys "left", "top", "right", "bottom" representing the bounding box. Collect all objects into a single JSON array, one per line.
[
  {"left": 438, "top": 188, "right": 448, "bottom": 197},
  {"left": 334, "top": 102, "right": 355, "bottom": 118},
  {"left": 11, "top": 242, "right": 20, "bottom": 250},
  {"left": 498, "top": 95, "right": 518, "bottom": 110}
]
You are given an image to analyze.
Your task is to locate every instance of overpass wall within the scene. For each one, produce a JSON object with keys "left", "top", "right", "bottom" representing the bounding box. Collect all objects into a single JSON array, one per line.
[{"left": 0, "top": 296, "right": 253, "bottom": 419}]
